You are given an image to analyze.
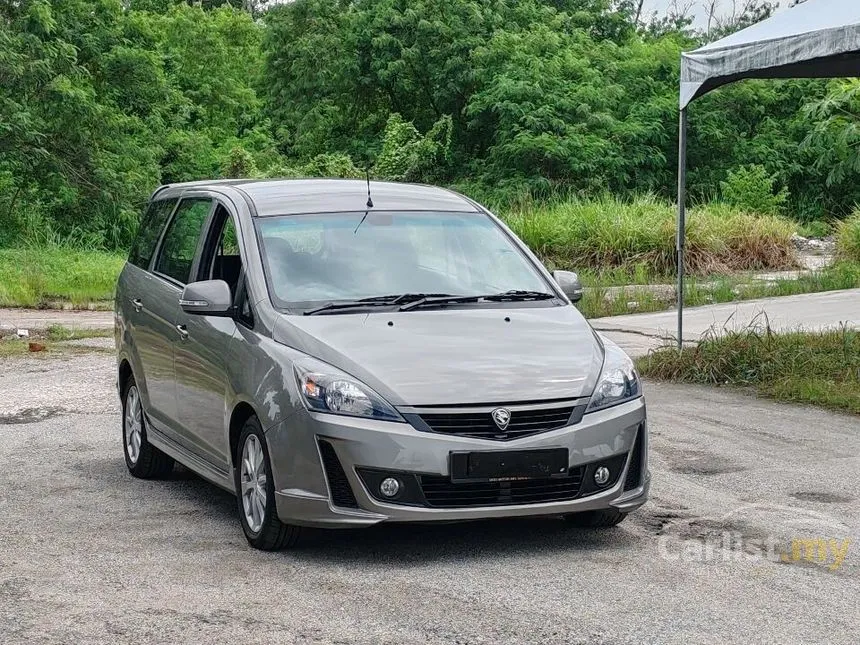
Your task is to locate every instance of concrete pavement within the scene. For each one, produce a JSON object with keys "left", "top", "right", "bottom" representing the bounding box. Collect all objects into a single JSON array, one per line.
[{"left": 0, "top": 307, "right": 113, "bottom": 332}]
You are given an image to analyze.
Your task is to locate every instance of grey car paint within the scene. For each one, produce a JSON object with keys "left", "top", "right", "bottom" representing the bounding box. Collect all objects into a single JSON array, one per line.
[
  {"left": 115, "top": 179, "right": 649, "bottom": 528},
  {"left": 272, "top": 307, "right": 604, "bottom": 406}
]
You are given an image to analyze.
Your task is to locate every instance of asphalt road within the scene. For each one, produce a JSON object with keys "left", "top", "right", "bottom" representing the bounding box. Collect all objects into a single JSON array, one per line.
[
  {"left": 592, "top": 288, "right": 860, "bottom": 353},
  {"left": 1, "top": 348, "right": 858, "bottom": 644}
]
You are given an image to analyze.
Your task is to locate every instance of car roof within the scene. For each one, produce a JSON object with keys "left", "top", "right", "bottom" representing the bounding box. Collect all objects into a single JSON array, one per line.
[{"left": 152, "top": 178, "right": 480, "bottom": 216}]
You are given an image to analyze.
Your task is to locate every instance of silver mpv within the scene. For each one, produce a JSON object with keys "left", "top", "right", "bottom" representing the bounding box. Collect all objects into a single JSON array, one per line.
[{"left": 115, "top": 179, "right": 649, "bottom": 550}]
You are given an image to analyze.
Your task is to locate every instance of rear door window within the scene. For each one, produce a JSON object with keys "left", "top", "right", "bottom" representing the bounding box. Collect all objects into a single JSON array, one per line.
[
  {"left": 154, "top": 198, "right": 213, "bottom": 284},
  {"left": 128, "top": 198, "right": 177, "bottom": 269}
]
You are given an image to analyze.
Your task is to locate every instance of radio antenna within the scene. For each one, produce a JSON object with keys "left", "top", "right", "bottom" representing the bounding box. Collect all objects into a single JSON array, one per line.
[
  {"left": 355, "top": 170, "right": 373, "bottom": 234},
  {"left": 365, "top": 169, "right": 374, "bottom": 208}
]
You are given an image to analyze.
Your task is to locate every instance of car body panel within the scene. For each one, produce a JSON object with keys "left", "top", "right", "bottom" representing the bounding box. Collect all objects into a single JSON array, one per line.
[
  {"left": 266, "top": 397, "right": 648, "bottom": 528},
  {"left": 272, "top": 307, "right": 603, "bottom": 406},
  {"left": 117, "top": 263, "right": 180, "bottom": 428},
  {"left": 173, "top": 311, "right": 238, "bottom": 474}
]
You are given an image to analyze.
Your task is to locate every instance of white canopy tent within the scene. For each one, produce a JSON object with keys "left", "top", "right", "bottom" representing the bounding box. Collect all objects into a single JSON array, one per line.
[{"left": 675, "top": 0, "right": 860, "bottom": 348}]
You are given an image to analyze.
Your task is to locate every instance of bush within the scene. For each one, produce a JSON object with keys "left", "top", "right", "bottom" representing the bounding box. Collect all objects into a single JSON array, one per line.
[
  {"left": 836, "top": 213, "right": 860, "bottom": 262},
  {"left": 720, "top": 165, "right": 788, "bottom": 216},
  {"left": 373, "top": 114, "right": 452, "bottom": 183},
  {"left": 501, "top": 196, "right": 797, "bottom": 274},
  {"left": 637, "top": 326, "right": 860, "bottom": 414}
]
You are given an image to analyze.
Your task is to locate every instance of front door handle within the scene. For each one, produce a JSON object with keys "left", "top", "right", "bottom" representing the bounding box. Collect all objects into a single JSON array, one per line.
[
  {"left": 175, "top": 324, "right": 189, "bottom": 341},
  {"left": 131, "top": 298, "right": 143, "bottom": 312}
]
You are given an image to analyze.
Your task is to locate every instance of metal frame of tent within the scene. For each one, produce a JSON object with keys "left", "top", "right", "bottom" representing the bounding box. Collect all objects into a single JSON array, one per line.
[{"left": 675, "top": 0, "right": 860, "bottom": 349}]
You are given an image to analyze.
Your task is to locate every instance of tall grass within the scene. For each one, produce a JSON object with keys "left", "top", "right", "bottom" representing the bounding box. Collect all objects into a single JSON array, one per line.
[
  {"left": 836, "top": 213, "right": 860, "bottom": 262},
  {"left": 638, "top": 325, "right": 860, "bottom": 414},
  {"left": 0, "top": 247, "right": 124, "bottom": 308},
  {"left": 502, "top": 195, "right": 797, "bottom": 274}
]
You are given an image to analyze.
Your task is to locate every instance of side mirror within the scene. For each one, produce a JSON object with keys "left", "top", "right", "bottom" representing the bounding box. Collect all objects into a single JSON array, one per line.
[
  {"left": 552, "top": 270, "right": 583, "bottom": 303},
  {"left": 179, "top": 280, "right": 233, "bottom": 316}
]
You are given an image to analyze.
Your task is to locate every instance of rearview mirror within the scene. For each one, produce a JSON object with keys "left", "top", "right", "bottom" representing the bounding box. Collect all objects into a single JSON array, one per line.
[
  {"left": 179, "top": 280, "right": 233, "bottom": 316},
  {"left": 552, "top": 270, "right": 583, "bottom": 303}
]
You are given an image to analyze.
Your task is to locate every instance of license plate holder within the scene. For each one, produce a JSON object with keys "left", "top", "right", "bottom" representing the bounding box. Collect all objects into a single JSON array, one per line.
[{"left": 449, "top": 448, "right": 569, "bottom": 482}]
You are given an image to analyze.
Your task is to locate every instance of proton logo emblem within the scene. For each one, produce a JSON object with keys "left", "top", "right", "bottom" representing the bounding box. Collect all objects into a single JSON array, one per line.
[{"left": 491, "top": 408, "right": 511, "bottom": 431}]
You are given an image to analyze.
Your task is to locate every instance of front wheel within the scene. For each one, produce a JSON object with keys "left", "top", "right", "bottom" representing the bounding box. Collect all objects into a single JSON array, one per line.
[
  {"left": 235, "top": 417, "right": 302, "bottom": 550},
  {"left": 564, "top": 508, "right": 627, "bottom": 528}
]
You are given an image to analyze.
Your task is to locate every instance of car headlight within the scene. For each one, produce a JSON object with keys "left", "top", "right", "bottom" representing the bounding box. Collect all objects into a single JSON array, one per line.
[
  {"left": 586, "top": 342, "right": 641, "bottom": 413},
  {"left": 293, "top": 357, "right": 403, "bottom": 422}
]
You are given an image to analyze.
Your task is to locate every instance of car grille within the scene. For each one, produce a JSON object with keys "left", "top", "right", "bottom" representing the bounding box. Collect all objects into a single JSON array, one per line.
[
  {"left": 417, "top": 405, "right": 581, "bottom": 441},
  {"left": 624, "top": 426, "right": 644, "bottom": 491},
  {"left": 318, "top": 440, "right": 358, "bottom": 508},
  {"left": 419, "top": 466, "right": 586, "bottom": 508}
]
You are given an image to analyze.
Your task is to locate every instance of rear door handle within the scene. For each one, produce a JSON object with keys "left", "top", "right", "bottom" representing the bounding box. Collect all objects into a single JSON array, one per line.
[
  {"left": 175, "top": 324, "right": 189, "bottom": 341},
  {"left": 131, "top": 298, "right": 143, "bottom": 312}
]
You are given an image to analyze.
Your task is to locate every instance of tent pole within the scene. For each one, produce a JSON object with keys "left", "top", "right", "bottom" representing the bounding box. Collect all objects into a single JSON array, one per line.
[{"left": 676, "top": 107, "right": 688, "bottom": 352}]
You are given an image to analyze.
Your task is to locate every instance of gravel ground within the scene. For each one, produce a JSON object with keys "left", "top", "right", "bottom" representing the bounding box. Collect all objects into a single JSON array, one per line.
[{"left": 0, "top": 350, "right": 858, "bottom": 644}]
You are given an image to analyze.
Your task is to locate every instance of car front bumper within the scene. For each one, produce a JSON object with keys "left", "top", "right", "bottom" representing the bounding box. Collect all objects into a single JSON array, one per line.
[{"left": 266, "top": 397, "right": 649, "bottom": 528}]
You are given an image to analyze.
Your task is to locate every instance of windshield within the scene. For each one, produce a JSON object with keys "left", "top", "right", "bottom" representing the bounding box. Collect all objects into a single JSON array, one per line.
[{"left": 256, "top": 211, "right": 552, "bottom": 308}]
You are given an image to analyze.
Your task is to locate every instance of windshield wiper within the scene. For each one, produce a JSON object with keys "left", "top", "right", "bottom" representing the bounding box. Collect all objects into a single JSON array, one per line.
[
  {"left": 398, "top": 294, "right": 481, "bottom": 311},
  {"left": 305, "top": 291, "right": 555, "bottom": 315},
  {"left": 482, "top": 290, "right": 557, "bottom": 302},
  {"left": 303, "top": 293, "right": 453, "bottom": 315},
  {"left": 303, "top": 301, "right": 392, "bottom": 315}
]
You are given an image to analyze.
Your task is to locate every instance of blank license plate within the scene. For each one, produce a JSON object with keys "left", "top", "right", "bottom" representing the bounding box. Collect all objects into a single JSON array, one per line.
[{"left": 450, "top": 448, "right": 568, "bottom": 482}]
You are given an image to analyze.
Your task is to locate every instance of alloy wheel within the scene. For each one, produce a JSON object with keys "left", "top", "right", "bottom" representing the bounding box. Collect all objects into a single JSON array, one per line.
[
  {"left": 240, "top": 434, "right": 268, "bottom": 533},
  {"left": 124, "top": 385, "right": 143, "bottom": 465}
]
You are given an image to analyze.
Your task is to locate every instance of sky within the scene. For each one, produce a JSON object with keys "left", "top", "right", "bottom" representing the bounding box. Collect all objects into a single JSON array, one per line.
[{"left": 640, "top": 0, "right": 789, "bottom": 30}]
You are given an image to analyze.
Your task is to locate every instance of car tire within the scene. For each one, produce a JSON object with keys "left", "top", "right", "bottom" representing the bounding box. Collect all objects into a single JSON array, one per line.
[
  {"left": 122, "top": 375, "right": 174, "bottom": 479},
  {"left": 564, "top": 508, "right": 627, "bottom": 528},
  {"left": 234, "top": 416, "right": 302, "bottom": 551}
]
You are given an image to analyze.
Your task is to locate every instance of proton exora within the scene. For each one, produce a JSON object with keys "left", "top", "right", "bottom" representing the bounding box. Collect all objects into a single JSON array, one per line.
[{"left": 115, "top": 179, "right": 648, "bottom": 550}]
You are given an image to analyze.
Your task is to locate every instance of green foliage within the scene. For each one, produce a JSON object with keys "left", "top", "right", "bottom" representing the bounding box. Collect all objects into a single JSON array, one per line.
[
  {"left": 0, "top": 1, "right": 279, "bottom": 250},
  {"left": 796, "top": 220, "right": 832, "bottom": 239},
  {"left": 836, "top": 213, "right": 860, "bottom": 262},
  {"left": 720, "top": 165, "right": 788, "bottom": 215},
  {"left": 802, "top": 79, "right": 860, "bottom": 215},
  {"left": 638, "top": 326, "right": 860, "bottom": 414},
  {"left": 222, "top": 147, "right": 259, "bottom": 179},
  {"left": 1, "top": 0, "right": 857, "bottom": 253},
  {"left": 301, "top": 154, "right": 364, "bottom": 179},
  {"left": 373, "top": 114, "right": 452, "bottom": 182}
]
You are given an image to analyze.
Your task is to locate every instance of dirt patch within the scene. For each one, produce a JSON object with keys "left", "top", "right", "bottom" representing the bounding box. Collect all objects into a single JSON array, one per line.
[
  {"left": 0, "top": 407, "right": 66, "bottom": 424},
  {"left": 790, "top": 491, "right": 856, "bottom": 504}
]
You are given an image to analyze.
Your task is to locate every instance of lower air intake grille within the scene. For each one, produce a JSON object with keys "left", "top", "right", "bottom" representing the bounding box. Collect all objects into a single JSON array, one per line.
[
  {"left": 624, "top": 426, "right": 644, "bottom": 491},
  {"left": 419, "top": 466, "right": 586, "bottom": 508},
  {"left": 318, "top": 440, "right": 358, "bottom": 508}
]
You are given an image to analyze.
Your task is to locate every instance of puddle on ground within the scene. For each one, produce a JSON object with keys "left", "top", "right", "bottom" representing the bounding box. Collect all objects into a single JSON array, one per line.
[{"left": 666, "top": 449, "right": 747, "bottom": 476}]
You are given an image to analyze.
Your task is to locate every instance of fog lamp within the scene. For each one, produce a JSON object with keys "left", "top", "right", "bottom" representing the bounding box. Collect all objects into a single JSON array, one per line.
[
  {"left": 594, "top": 466, "right": 611, "bottom": 486},
  {"left": 380, "top": 477, "right": 401, "bottom": 498}
]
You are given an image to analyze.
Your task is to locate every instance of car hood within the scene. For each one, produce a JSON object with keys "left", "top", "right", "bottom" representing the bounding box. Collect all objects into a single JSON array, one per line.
[{"left": 272, "top": 305, "right": 604, "bottom": 406}]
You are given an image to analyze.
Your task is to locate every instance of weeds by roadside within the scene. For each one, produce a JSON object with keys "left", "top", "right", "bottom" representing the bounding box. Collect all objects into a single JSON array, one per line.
[
  {"left": 837, "top": 213, "right": 860, "bottom": 262},
  {"left": 0, "top": 247, "right": 124, "bottom": 308},
  {"left": 578, "top": 262, "right": 860, "bottom": 318},
  {"left": 637, "top": 324, "right": 860, "bottom": 414},
  {"left": 503, "top": 196, "right": 797, "bottom": 275}
]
